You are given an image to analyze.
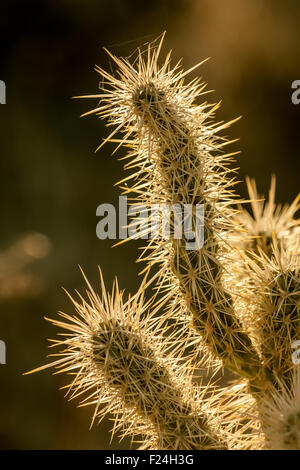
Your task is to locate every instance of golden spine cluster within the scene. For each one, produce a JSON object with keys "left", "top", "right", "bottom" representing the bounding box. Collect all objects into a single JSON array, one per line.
[
  {"left": 28, "top": 271, "right": 227, "bottom": 449},
  {"left": 90, "top": 37, "right": 264, "bottom": 383},
  {"left": 29, "top": 35, "right": 300, "bottom": 450}
]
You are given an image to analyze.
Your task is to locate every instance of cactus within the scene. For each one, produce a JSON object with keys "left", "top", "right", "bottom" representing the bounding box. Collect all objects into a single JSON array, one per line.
[{"left": 28, "top": 35, "right": 300, "bottom": 450}]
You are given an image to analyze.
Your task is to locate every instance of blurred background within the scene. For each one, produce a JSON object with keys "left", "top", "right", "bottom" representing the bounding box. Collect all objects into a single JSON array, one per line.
[{"left": 0, "top": 0, "right": 299, "bottom": 449}]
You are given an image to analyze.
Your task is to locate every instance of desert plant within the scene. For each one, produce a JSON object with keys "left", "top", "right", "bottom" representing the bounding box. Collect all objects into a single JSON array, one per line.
[{"left": 28, "top": 34, "right": 300, "bottom": 450}]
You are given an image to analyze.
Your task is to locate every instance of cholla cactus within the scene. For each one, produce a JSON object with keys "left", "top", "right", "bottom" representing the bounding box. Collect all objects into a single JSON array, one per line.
[{"left": 29, "top": 34, "right": 300, "bottom": 450}]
